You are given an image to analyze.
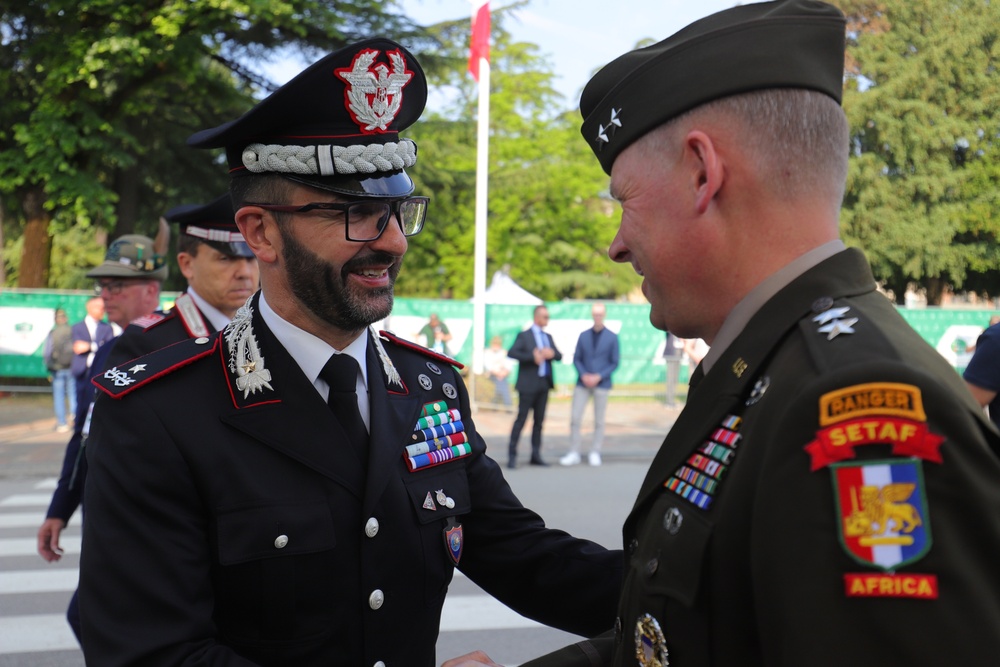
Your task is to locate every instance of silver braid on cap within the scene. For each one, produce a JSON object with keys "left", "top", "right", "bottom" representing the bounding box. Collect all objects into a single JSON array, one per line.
[{"left": 242, "top": 139, "right": 417, "bottom": 176}]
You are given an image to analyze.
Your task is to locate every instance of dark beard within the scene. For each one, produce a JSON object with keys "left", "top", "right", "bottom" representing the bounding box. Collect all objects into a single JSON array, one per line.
[{"left": 281, "top": 230, "right": 401, "bottom": 332}]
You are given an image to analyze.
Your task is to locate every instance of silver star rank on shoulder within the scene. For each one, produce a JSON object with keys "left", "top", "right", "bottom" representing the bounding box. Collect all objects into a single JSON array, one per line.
[{"left": 813, "top": 306, "right": 859, "bottom": 340}]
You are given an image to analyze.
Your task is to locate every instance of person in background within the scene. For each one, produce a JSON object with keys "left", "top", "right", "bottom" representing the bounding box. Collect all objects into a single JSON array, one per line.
[
  {"left": 43, "top": 308, "right": 76, "bottom": 433},
  {"left": 37, "top": 234, "right": 166, "bottom": 644},
  {"left": 506, "top": 305, "right": 562, "bottom": 468},
  {"left": 108, "top": 194, "right": 259, "bottom": 366},
  {"left": 78, "top": 39, "right": 620, "bottom": 666},
  {"left": 962, "top": 314, "right": 1000, "bottom": 355},
  {"left": 963, "top": 315, "right": 1000, "bottom": 427},
  {"left": 560, "top": 303, "right": 620, "bottom": 467},
  {"left": 483, "top": 334, "right": 513, "bottom": 407},
  {"left": 683, "top": 337, "right": 709, "bottom": 368},
  {"left": 69, "top": 296, "right": 113, "bottom": 403},
  {"left": 418, "top": 312, "right": 453, "bottom": 356},
  {"left": 662, "top": 331, "right": 684, "bottom": 406},
  {"left": 497, "top": 0, "right": 1000, "bottom": 665}
]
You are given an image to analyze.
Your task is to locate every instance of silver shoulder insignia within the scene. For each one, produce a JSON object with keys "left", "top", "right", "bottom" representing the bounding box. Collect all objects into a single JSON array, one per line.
[
  {"left": 103, "top": 367, "right": 136, "bottom": 387},
  {"left": 818, "top": 317, "right": 859, "bottom": 341},
  {"left": 225, "top": 298, "right": 274, "bottom": 398},
  {"left": 374, "top": 327, "right": 403, "bottom": 389}
]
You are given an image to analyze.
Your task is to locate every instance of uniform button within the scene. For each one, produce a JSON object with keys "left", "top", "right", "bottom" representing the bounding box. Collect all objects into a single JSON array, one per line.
[
  {"left": 373, "top": 662, "right": 385, "bottom": 667},
  {"left": 365, "top": 517, "right": 380, "bottom": 538},
  {"left": 628, "top": 538, "right": 639, "bottom": 555},
  {"left": 369, "top": 589, "right": 384, "bottom": 610},
  {"left": 646, "top": 558, "right": 659, "bottom": 576},
  {"left": 274, "top": 535, "right": 288, "bottom": 549}
]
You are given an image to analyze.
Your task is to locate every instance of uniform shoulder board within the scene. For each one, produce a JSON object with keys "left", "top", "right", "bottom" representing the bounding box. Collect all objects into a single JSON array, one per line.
[
  {"left": 130, "top": 312, "right": 168, "bottom": 330},
  {"left": 174, "top": 292, "right": 211, "bottom": 338},
  {"left": 93, "top": 333, "right": 221, "bottom": 400},
  {"left": 379, "top": 330, "right": 464, "bottom": 369}
]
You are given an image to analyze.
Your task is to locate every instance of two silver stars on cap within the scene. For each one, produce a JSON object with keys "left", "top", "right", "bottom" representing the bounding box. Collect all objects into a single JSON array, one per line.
[
  {"left": 813, "top": 306, "right": 859, "bottom": 340},
  {"left": 596, "top": 108, "right": 622, "bottom": 144}
]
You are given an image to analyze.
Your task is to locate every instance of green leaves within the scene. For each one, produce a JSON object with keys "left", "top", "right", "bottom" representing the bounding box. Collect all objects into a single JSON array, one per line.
[{"left": 841, "top": 0, "right": 1000, "bottom": 302}]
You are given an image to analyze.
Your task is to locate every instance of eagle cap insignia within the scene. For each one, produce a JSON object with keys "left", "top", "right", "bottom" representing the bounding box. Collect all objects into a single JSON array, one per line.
[{"left": 335, "top": 48, "right": 414, "bottom": 134}]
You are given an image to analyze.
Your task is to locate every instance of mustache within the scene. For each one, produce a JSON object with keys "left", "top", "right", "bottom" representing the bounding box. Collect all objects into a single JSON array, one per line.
[{"left": 341, "top": 251, "right": 399, "bottom": 274}]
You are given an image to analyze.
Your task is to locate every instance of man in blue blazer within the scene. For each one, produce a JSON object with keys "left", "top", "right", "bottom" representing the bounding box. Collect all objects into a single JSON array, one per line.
[
  {"left": 560, "top": 303, "right": 619, "bottom": 467},
  {"left": 70, "top": 297, "right": 114, "bottom": 399},
  {"left": 507, "top": 305, "right": 563, "bottom": 468}
]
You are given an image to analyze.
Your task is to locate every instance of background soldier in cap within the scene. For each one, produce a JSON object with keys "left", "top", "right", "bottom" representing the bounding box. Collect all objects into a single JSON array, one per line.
[
  {"left": 108, "top": 194, "right": 259, "bottom": 366},
  {"left": 36, "top": 234, "right": 166, "bottom": 644},
  {"left": 497, "top": 1, "right": 1000, "bottom": 665},
  {"left": 79, "top": 39, "right": 621, "bottom": 666}
]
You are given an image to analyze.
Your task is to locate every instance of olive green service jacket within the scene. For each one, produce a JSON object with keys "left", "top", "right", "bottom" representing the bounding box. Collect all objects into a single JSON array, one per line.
[
  {"left": 525, "top": 248, "right": 1000, "bottom": 667},
  {"left": 79, "top": 292, "right": 621, "bottom": 666}
]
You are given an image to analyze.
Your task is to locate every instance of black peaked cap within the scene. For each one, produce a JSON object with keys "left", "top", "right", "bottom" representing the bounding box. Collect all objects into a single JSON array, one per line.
[{"left": 188, "top": 39, "right": 427, "bottom": 198}]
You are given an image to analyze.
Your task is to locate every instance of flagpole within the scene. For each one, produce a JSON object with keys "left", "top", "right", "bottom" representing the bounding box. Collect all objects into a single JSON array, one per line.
[
  {"left": 471, "top": 59, "right": 489, "bottom": 399},
  {"left": 469, "top": 1, "right": 490, "bottom": 405}
]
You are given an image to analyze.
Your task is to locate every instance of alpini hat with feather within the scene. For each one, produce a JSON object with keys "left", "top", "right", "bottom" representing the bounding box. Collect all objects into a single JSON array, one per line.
[
  {"left": 187, "top": 38, "right": 426, "bottom": 198},
  {"left": 580, "top": 0, "right": 847, "bottom": 175}
]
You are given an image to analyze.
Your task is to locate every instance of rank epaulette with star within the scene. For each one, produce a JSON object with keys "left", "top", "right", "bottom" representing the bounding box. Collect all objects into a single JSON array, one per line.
[
  {"left": 379, "top": 330, "right": 465, "bottom": 369},
  {"left": 93, "top": 334, "right": 221, "bottom": 400}
]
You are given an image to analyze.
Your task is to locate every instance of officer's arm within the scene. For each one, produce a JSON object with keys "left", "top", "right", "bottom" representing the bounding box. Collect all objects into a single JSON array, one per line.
[
  {"left": 519, "top": 632, "right": 615, "bottom": 667},
  {"left": 965, "top": 380, "right": 997, "bottom": 410}
]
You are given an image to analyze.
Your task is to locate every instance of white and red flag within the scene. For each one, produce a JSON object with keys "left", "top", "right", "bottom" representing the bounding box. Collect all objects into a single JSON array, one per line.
[{"left": 468, "top": 0, "right": 490, "bottom": 81}]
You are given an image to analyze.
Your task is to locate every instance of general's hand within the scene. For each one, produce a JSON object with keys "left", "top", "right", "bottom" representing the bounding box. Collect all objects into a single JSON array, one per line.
[
  {"left": 582, "top": 372, "right": 601, "bottom": 388},
  {"left": 441, "top": 651, "right": 502, "bottom": 667},
  {"left": 37, "top": 517, "right": 67, "bottom": 562}
]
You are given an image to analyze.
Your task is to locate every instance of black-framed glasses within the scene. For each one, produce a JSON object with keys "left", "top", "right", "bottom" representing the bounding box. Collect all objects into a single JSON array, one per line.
[{"left": 248, "top": 196, "right": 429, "bottom": 242}]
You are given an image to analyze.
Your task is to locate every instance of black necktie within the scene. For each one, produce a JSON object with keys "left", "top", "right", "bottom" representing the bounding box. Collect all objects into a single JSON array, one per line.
[{"left": 319, "top": 354, "right": 369, "bottom": 468}]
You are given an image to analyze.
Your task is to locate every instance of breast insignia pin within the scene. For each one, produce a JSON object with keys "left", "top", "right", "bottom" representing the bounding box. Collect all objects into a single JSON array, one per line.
[{"left": 635, "top": 613, "right": 669, "bottom": 666}]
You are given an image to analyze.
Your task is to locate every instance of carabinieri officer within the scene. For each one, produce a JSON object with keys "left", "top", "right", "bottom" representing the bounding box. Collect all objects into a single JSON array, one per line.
[{"left": 79, "top": 39, "right": 622, "bottom": 666}]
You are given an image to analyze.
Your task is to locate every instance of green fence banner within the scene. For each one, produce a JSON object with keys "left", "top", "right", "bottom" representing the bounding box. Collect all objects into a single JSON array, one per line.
[{"left": 2, "top": 288, "right": 994, "bottom": 385}]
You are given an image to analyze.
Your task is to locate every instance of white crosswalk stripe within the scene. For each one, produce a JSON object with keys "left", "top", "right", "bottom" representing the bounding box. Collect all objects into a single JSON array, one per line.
[
  {"left": 0, "top": 615, "right": 79, "bottom": 654},
  {"left": 0, "top": 536, "right": 81, "bottom": 557},
  {"left": 0, "top": 478, "right": 84, "bottom": 664},
  {"left": 0, "top": 569, "right": 78, "bottom": 594},
  {"left": 0, "top": 512, "right": 50, "bottom": 528}
]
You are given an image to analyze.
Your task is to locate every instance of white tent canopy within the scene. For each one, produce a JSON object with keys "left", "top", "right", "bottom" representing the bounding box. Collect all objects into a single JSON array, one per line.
[{"left": 482, "top": 269, "right": 543, "bottom": 305}]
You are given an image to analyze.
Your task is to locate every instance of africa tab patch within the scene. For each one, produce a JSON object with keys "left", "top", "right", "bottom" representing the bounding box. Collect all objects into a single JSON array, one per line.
[{"left": 832, "top": 458, "right": 931, "bottom": 571}]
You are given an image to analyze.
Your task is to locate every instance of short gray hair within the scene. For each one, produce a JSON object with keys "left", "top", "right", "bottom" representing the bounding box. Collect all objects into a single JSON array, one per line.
[{"left": 648, "top": 89, "right": 849, "bottom": 204}]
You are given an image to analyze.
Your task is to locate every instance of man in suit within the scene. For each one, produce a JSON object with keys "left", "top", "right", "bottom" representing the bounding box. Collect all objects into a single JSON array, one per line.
[
  {"left": 37, "top": 234, "right": 165, "bottom": 643},
  {"left": 513, "top": 1, "right": 1000, "bottom": 665},
  {"left": 79, "top": 40, "right": 620, "bottom": 667},
  {"left": 70, "top": 296, "right": 113, "bottom": 399},
  {"left": 108, "top": 194, "right": 259, "bottom": 366},
  {"left": 506, "top": 305, "right": 562, "bottom": 468},
  {"left": 560, "top": 303, "right": 619, "bottom": 467}
]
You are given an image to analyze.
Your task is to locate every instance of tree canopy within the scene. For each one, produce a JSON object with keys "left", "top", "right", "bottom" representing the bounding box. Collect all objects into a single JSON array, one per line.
[
  {"left": 0, "top": 0, "right": 423, "bottom": 289},
  {"left": 5, "top": 1, "right": 1000, "bottom": 307},
  {"left": 840, "top": 0, "right": 1000, "bottom": 303}
]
